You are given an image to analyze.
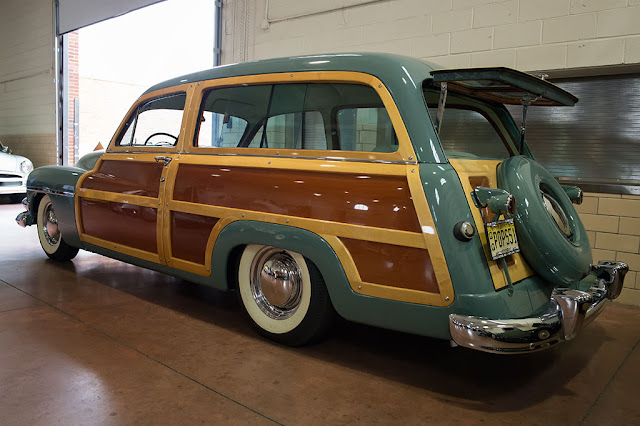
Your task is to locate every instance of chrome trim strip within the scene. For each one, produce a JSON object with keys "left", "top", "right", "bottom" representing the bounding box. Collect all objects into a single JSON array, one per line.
[
  {"left": 106, "top": 149, "right": 417, "bottom": 165},
  {"left": 106, "top": 150, "right": 177, "bottom": 155},
  {"left": 28, "top": 187, "right": 75, "bottom": 198},
  {"left": 449, "top": 261, "right": 628, "bottom": 354},
  {"left": 181, "top": 151, "right": 418, "bottom": 165}
]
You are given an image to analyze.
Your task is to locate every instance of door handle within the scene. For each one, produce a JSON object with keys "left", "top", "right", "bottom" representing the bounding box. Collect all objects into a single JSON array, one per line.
[{"left": 154, "top": 156, "right": 172, "bottom": 166}]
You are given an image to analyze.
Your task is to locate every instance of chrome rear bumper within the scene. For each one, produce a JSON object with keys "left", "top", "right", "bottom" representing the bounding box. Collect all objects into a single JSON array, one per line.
[{"left": 449, "top": 261, "right": 628, "bottom": 354}]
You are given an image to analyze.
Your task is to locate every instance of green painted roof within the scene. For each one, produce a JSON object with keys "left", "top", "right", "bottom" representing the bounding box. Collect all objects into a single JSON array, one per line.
[
  {"left": 143, "top": 53, "right": 440, "bottom": 95},
  {"left": 141, "top": 53, "right": 448, "bottom": 163}
]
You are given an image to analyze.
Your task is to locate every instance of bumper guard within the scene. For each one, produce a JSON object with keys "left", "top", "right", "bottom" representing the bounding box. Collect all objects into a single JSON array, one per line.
[{"left": 449, "top": 261, "right": 628, "bottom": 353}]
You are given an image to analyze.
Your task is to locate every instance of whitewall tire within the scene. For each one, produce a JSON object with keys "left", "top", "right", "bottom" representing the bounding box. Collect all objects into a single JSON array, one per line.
[
  {"left": 37, "top": 194, "right": 79, "bottom": 261},
  {"left": 238, "top": 244, "right": 334, "bottom": 346}
]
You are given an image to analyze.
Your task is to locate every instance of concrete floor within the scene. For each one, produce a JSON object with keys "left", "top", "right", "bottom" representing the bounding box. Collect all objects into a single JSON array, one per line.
[{"left": 1, "top": 199, "right": 639, "bottom": 425}]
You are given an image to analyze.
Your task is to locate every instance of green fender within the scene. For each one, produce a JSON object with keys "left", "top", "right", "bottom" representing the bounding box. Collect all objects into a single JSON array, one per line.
[
  {"left": 27, "top": 165, "right": 88, "bottom": 249},
  {"left": 75, "top": 151, "right": 103, "bottom": 171},
  {"left": 210, "top": 220, "right": 457, "bottom": 340}
]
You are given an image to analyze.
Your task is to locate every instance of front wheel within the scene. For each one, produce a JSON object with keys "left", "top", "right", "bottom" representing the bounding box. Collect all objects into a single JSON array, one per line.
[
  {"left": 37, "top": 194, "right": 79, "bottom": 261},
  {"left": 237, "top": 245, "right": 334, "bottom": 346}
]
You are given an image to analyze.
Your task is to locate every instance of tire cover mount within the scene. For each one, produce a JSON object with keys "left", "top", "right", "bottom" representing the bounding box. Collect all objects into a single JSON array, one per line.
[{"left": 497, "top": 156, "right": 591, "bottom": 285}]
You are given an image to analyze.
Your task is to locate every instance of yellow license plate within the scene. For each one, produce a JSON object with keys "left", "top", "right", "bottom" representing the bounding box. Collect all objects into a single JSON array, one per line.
[{"left": 486, "top": 219, "right": 520, "bottom": 260}]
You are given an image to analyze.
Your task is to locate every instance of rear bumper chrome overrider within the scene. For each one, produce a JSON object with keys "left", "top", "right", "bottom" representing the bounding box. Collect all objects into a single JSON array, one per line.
[
  {"left": 15, "top": 198, "right": 34, "bottom": 228},
  {"left": 449, "top": 261, "right": 629, "bottom": 354}
]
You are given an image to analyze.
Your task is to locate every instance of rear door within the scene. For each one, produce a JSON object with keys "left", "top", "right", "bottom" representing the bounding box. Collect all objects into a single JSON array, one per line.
[{"left": 76, "top": 91, "right": 188, "bottom": 265}]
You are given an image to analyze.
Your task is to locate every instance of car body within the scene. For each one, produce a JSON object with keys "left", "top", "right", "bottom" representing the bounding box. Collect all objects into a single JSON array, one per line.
[
  {"left": 0, "top": 141, "right": 33, "bottom": 202},
  {"left": 17, "top": 53, "right": 628, "bottom": 353}
]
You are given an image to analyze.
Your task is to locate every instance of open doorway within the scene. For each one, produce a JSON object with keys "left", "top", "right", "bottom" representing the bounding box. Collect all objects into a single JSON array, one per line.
[{"left": 59, "top": 0, "right": 216, "bottom": 164}]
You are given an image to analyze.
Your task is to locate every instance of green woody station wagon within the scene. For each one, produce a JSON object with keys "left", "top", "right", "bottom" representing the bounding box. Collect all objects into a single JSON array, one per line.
[{"left": 16, "top": 53, "right": 628, "bottom": 353}]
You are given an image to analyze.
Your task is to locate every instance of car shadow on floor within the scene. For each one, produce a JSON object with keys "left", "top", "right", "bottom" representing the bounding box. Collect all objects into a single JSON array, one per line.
[
  {"left": 0, "top": 194, "right": 24, "bottom": 205},
  {"left": 44, "top": 254, "right": 607, "bottom": 414}
]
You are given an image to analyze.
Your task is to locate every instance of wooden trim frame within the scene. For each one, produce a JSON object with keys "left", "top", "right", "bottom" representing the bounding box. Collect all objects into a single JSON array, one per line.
[
  {"left": 75, "top": 71, "right": 455, "bottom": 307},
  {"left": 182, "top": 71, "right": 417, "bottom": 163},
  {"left": 449, "top": 158, "right": 535, "bottom": 290}
]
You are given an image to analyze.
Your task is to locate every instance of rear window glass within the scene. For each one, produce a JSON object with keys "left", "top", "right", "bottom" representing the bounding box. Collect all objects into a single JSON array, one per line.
[
  {"left": 424, "top": 87, "right": 512, "bottom": 160},
  {"left": 194, "top": 83, "right": 399, "bottom": 153}
]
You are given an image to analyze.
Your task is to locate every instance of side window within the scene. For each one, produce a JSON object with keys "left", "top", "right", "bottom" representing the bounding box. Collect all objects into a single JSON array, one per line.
[
  {"left": 197, "top": 113, "right": 248, "bottom": 147},
  {"left": 248, "top": 111, "right": 327, "bottom": 150},
  {"left": 195, "top": 85, "right": 271, "bottom": 148},
  {"left": 194, "top": 82, "right": 398, "bottom": 153},
  {"left": 337, "top": 107, "right": 397, "bottom": 152},
  {"left": 117, "top": 93, "right": 186, "bottom": 147}
]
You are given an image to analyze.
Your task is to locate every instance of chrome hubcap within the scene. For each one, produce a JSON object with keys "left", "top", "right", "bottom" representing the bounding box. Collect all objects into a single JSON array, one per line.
[
  {"left": 541, "top": 191, "right": 571, "bottom": 238},
  {"left": 42, "top": 203, "right": 60, "bottom": 246},
  {"left": 249, "top": 247, "right": 302, "bottom": 320}
]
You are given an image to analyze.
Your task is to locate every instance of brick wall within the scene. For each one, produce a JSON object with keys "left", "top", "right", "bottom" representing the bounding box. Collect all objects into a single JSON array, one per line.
[
  {"left": 224, "top": 0, "right": 640, "bottom": 73},
  {"left": 67, "top": 31, "right": 79, "bottom": 165},
  {"left": 577, "top": 193, "right": 640, "bottom": 306},
  {"left": 78, "top": 78, "right": 145, "bottom": 158}
]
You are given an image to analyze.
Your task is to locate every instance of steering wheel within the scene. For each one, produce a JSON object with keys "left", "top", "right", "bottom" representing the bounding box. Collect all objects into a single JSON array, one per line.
[{"left": 144, "top": 132, "right": 178, "bottom": 146}]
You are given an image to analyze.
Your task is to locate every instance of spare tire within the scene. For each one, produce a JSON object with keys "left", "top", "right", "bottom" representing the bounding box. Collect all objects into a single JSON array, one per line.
[{"left": 497, "top": 156, "right": 591, "bottom": 285}]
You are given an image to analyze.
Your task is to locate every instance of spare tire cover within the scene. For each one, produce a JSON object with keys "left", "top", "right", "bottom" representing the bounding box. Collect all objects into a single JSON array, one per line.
[{"left": 497, "top": 156, "right": 591, "bottom": 285}]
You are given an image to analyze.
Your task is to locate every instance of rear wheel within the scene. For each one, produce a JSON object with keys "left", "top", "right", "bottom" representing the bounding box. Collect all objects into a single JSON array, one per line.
[
  {"left": 237, "top": 245, "right": 334, "bottom": 346},
  {"left": 37, "top": 194, "right": 79, "bottom": 261}
]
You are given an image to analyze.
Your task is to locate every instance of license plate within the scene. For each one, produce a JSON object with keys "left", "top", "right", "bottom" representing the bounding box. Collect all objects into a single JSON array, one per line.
[{"left": 486, "top": 219, "right": 520, "bottom": 260}]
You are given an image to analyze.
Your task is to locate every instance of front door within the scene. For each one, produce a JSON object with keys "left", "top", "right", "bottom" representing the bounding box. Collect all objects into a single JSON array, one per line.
[{"left": 76, "top": 92, "right": 187, "bottom": 265}]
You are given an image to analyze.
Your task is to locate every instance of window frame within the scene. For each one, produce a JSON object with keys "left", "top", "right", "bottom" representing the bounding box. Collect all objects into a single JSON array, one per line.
[
  {"left": 183, "top": 72, "right": 416, "bottom": 163},
  {"left": 107, "top": 85, "right": 192, "bottom": 154},
  {"left": 423, "top": 85, "right": 519, "bottom": 158}
]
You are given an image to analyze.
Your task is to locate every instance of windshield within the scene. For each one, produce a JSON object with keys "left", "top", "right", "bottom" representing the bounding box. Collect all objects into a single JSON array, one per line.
[{"left": 424, "top": 86, "right": 517, "bottom": 160}]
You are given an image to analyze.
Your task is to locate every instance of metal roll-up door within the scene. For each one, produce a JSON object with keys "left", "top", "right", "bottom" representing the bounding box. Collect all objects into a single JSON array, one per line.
[
  {"left": 57, "top": 0, "right": 165, "bottom": 34},
  {"left": 512, "top": 74, "right": 640, "bottom": 194}
]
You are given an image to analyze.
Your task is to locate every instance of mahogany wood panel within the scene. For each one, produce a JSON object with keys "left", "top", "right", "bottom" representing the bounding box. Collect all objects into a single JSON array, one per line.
[
  {"left": 341, "top": 238, "right": 439, "bottom": 293},
  {"left": 173, "top": 165, "right": 421, "bottom": 233},
  {"left": 171, "top": 212, "right": 219, "bottom": 264},
  {"left": 81, "top": 160, "right": 163, "bottom": 198},
  {"left": 80, "top": 198, "right": 158, "bottom": 253}
]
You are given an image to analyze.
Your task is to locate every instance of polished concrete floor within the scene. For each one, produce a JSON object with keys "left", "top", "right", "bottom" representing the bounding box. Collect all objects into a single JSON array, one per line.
[{"left": 1, "top": 199, "right": 639, "bottom": 425}]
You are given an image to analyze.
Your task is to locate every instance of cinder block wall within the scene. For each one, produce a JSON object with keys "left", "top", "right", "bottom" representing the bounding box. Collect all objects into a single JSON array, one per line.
[
  {"left": 577, "top": 193, "right": 640, "bottom": 306},
  {"left": 224, "top": 0, "right": 640, "bottom": 73},
  {"left": 222, "top": 0, "right": 640, "bottom": 306},
  {"left": 0, "top": 0, "right": 56, "bottom": 168}
]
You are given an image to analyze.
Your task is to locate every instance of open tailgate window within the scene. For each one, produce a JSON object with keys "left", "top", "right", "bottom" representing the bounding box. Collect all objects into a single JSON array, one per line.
[{"left": 430, "top": 67, "right": 578, "bottom": 107}]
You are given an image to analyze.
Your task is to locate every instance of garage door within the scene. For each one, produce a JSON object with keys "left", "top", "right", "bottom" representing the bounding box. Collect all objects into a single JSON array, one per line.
[
  {"left": 516, "top": 74, "right": 640, "bottom": 194},
  {"left": 58, "top": 0, "right": 164, "bottom": 34}
]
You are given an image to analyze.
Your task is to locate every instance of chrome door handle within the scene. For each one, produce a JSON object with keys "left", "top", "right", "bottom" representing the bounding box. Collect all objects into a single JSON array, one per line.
[{"left": 154, "top": 156, "right": 172, "bottom": 166}]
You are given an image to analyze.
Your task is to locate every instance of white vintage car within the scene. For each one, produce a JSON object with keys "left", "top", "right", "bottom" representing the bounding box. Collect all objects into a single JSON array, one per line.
[{"left": 0, "top": 141, "right": 33, "bottom": 203}]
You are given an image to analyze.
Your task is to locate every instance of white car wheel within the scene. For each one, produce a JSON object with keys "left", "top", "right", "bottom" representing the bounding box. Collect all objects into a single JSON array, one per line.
[
  {"left": 36, "top": 194, "right": 78, "bottom": 261},
  {"left": 238, "top": 244, "right": 334, "bottom": 345}
]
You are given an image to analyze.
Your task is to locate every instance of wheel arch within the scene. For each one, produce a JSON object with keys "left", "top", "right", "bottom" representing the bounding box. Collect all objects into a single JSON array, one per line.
[
  {"left": 210, "top": 220, "right": 352, "bottom": 314},
  {"left": 27, "top": 165, "right": 87, "bottom": 249},
  {"left": 208, "top": 220, "right": 459, "bottom": 341}
]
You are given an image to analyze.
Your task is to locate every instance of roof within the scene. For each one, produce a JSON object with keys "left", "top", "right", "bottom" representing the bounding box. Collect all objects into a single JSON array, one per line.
[{"left": 143, "top": 53, "right": 440, "bottom": 95}]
